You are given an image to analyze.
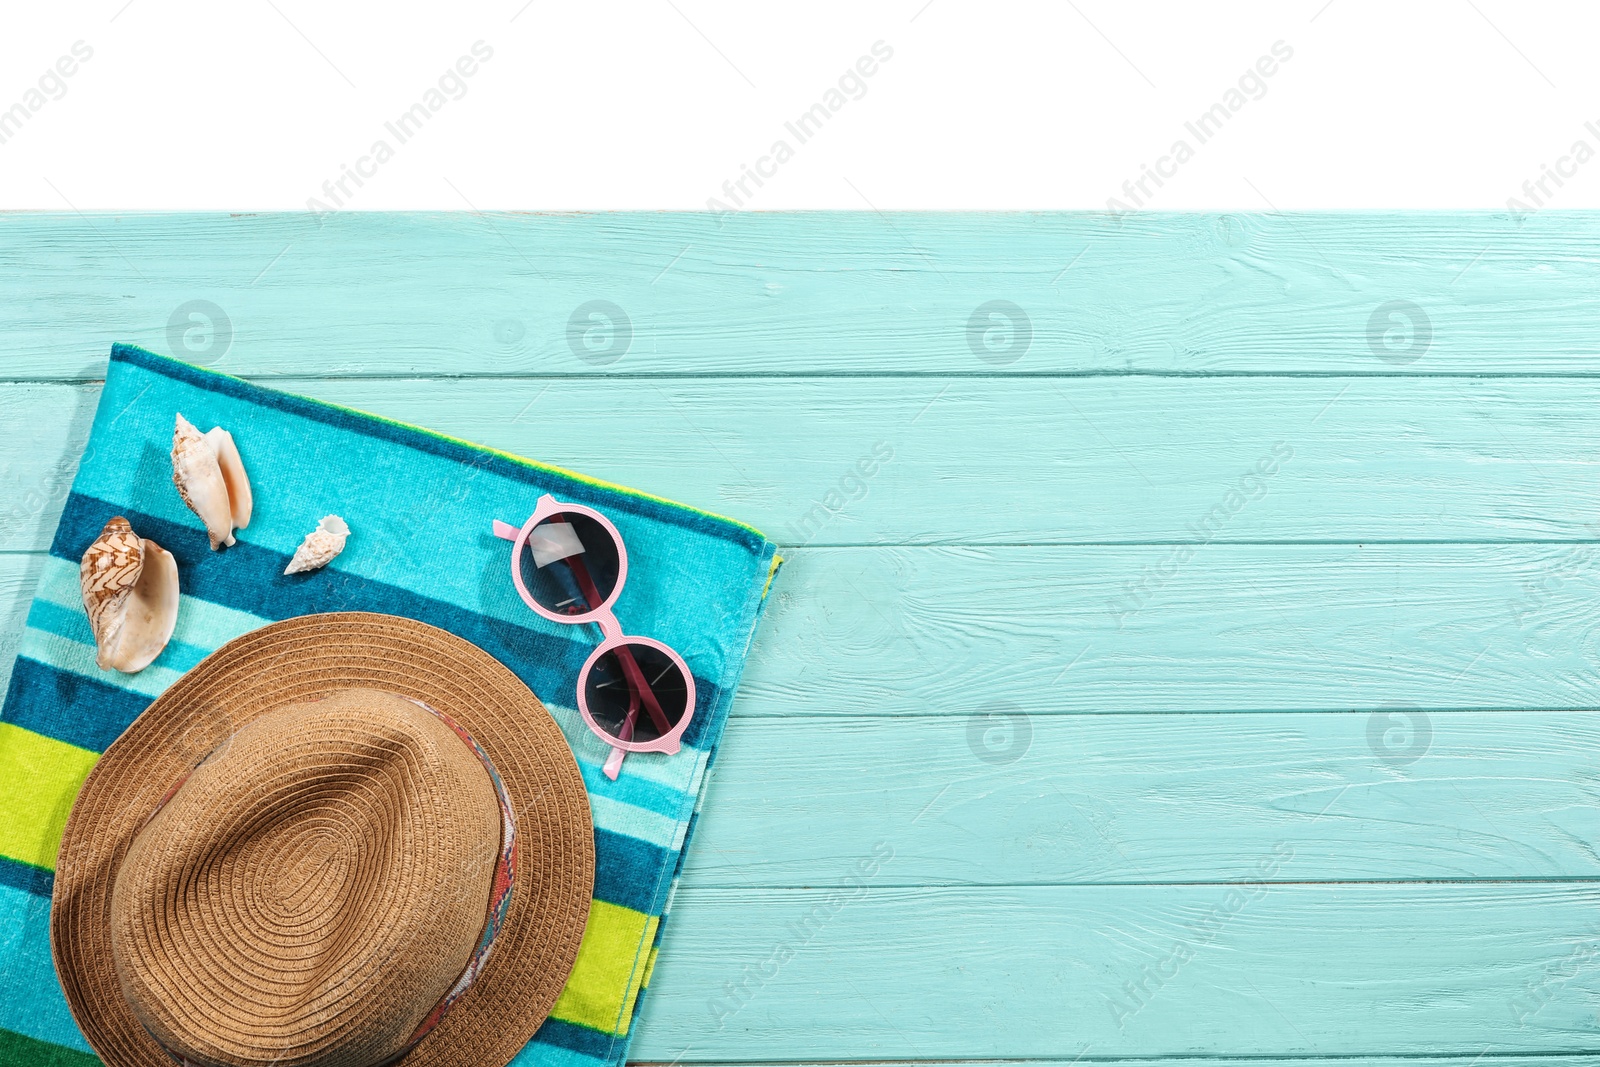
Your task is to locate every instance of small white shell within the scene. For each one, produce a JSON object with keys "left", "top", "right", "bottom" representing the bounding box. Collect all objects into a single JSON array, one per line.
[
  {"left": 80, "top": 516, "right": 180, "bottom": 673},
  {"left": 172, "top": 414, "right": 252, "bottom": 550},
  {"left": 285, "top": 515, "right": 350, "bottom": 574}
]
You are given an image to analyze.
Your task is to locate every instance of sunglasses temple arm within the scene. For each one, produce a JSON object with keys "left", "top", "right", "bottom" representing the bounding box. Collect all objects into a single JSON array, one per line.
[
  {"left": 566, "top": 556, "right": 609, "bottom": 620},
  {"left": 603, "top": 688, "right": 640, "bottom": 782},
  {"left": 492, "top": 520, "right": 520, "bottom": 541},
  {"left": 614, "top": 643, "right": 674, "bottom": 736}
]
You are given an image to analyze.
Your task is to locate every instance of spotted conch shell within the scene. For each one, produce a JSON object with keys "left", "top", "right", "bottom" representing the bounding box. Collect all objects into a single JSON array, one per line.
[
  {"left": 80, "top": 517, "right": 179, "bottom": 673},
  {"left": 172, "top": 414, "right": 252, "bottom": 549},
  {"left": 285, "top": 515, "right": 350, "bottom": 575}
]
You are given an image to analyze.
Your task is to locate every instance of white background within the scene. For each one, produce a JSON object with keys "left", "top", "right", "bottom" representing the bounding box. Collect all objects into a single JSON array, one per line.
[{"left": 2, "top": 0, "right": 1598, "bottom": 211}]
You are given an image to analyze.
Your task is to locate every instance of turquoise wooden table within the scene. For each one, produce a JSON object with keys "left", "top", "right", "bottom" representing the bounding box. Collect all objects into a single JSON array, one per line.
[{"left": 3, "top": 212, "right": 1599, "bottom": 1064}]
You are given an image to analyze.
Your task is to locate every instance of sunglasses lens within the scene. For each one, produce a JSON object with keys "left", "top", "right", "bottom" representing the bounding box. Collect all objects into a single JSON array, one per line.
[
  {"left": 583, "top": 642, "right": 690, "bottom": 744},
  {"left": 516, "top": 511, "right": 621, "bottom": 616}
]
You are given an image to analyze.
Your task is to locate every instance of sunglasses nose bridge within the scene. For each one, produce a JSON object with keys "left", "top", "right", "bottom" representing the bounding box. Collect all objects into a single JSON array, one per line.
[{"left": 596, "top": 616, "right": 623, "bottom": 642}]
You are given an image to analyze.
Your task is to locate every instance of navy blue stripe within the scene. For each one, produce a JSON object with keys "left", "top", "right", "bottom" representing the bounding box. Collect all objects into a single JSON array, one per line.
[
  {"left": 51, "top": 493, "right": 719, "bottom": 751},
  {"left": 531, "top": 1017, "right": 619, "bottom": 1058},
  {"left": 110, "top": 343, "right": 768, "bottom": 554},
  {"left": 2, "top": 655, "right": 150, "bottom": 753},
  {"left": 0, "top": 856, "right": 54, "bottom": 898},
  {"left": 592, "top": 828, "right": 674, "bottom": 915}
]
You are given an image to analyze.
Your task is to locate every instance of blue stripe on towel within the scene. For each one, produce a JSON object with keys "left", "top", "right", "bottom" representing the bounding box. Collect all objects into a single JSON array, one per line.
[
  {"left": 50, "top": 494, "right": 719, "bottom": 751},
  {"left": 0, "top": 857, "right": 52, "bottom": 898},
  {"left": 529, "top": 1018, "right": 618, "bottom": 1060},
  {"left": 0, "top": 885, "right": 93, "bottom": 1053},
  {"left": 1, "top": 657, "right": 149, "bottom": 753},
  {"left": 112, "top": 344, "right": 766, "bottom": 553}
]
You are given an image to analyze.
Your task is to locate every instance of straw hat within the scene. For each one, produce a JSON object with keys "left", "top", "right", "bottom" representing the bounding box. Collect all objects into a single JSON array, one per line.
[{"left": 51, "top": 612, "right": 595, "bottom": 1067}]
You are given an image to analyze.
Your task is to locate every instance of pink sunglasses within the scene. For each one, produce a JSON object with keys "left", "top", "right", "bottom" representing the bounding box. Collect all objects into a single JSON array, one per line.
[{"left": 493, "top": 494, "right": 695, "bottom": 780}]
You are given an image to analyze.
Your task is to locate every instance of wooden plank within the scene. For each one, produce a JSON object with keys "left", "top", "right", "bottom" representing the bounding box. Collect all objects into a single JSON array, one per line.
[
  {"left": 633, "top": 883, "right": 1600, "bottom": 1060},
  {"left": 6, "top": 213, "right": 1600, "bottom": 380},
  {"left": 0, "top": 554, "right": 46, "bottom": 703},
  {"left": 9, "top": 375, "right": 1600, "bottom": 549},
  {"left": 1, "top": 544, "right": 1594, "bottom": 886},
  {"left": 740, "top": 542, "right": 1600, "bottom": 717},
  {"left": 686, "top": 710, "right": 1600, "bottom": 886},
  {"left": 0, "top": 385, "right": 96, "bottom": 554}
]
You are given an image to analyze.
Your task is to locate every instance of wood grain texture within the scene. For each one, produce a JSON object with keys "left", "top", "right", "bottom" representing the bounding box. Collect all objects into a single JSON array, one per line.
[
  {"left": 633, "top": 884, "right": 1600, "bottom": 1060},
  {"left": 742, "top": 543, "right": 1600, "bottom": 716},
  {"left": 686, "top": 709, "right": 1600, "bottom": 886},
  {"left": 4, "top": 213, "right": 1599, "bottom": 1063},
  {"left": 8, "top": 376, "right": 1600, "bottom": 549},
  {"left": 6, "top": 213, "right": 1600, "bottom": 378}
]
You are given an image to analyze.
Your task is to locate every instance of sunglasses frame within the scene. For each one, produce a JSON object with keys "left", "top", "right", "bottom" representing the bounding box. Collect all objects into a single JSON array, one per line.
[{"left": 493, "top": 494, "right": 696, "bottom": 779}]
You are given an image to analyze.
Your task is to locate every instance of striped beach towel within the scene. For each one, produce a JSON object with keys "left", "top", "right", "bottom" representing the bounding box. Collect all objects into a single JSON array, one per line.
[{"left": 0, "top": 344, "right": 781, "bottom": 1067}]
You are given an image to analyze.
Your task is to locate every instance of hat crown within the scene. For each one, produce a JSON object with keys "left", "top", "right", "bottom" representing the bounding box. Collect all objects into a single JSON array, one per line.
[{"left": 109, "top": 689, "right": 503, "bottom": 1067}]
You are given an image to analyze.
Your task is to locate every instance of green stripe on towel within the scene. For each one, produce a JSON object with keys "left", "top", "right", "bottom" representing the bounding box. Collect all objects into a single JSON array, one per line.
[
  {"left": 549, "top": 900, "right": 660, "bottom": 1036},
  {"left": 0, "top": 1028, "right": 100, "bottom": 1067},
  {"left": 0, "top": 725, "right": 97, "bottom": 870}
]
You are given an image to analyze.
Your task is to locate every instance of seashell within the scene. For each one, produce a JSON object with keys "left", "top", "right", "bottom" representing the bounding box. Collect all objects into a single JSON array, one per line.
[
  {"left": 172, "top": 414, "right": 252, "bottom": 550},
  {"left": 80, "top": 516, "right": 180, "bottom": 673},
  {"left": 284, "top": 515, "right": 350, "bottom": 575}
]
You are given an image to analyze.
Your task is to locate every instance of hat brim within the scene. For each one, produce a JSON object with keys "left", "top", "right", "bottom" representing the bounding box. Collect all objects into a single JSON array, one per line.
[{"left": 51, "top": 612, "right": 596, "bottom": 1067}]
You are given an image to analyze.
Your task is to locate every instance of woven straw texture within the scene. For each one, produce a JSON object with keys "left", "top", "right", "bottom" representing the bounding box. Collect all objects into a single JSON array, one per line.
[
  {"left": 51, "top": 614, "right": 595, "bottom": 1067},
  {"left": 112, "top": 690, "right": 502, "bottom": 1067}
]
